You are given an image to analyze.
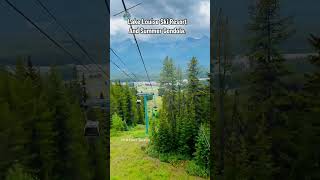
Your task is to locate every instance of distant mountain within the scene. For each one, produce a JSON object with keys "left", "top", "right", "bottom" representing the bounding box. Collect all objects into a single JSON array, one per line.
[{"left": 110, "top": 36, "right": 210, "bottom": 78}]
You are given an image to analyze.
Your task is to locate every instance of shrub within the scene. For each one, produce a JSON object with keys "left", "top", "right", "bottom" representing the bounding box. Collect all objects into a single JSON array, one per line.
[
  {"left": 194, "top": 124, "right": 210, "bottom": 169},
  {"left": 111, "top": 113, "right": 126, "bottom": 131},
  {"left": 5, "top": 164, "right": 37, "bottom": 180},
  {"left": 145, "top": 145, "right": 159, "bottom": 158},
  {"left": 186, "top": 160, "right": 209, "bottom": 178},
  {"left": 158, "top": 152, "right": 188, "bottom": 166}
]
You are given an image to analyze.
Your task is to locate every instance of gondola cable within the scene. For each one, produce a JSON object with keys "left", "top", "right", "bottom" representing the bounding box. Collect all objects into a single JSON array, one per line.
[
  {"left": 107, "top": 0, "right": 153, "bottom": 88},
  {"left": 110, "top": 59, "right": 135, "bottom": 81},
  {"left": 4, "top": 0, "right": 92, "bottom": 73},
  {"left": 110, "top": 48, "right": 139, "bottom": 80},
  {"left": 120, "top": 0, "right": 157, "bottom": 108},
  {"left": 105, "top": 0, "right": 138, "bottom": 82},
  {"left": 33, "top": 0, "right": 109, "bottom": 78},
  {"left": 113, "top": 2, "right": 142, "bottom": 17}
]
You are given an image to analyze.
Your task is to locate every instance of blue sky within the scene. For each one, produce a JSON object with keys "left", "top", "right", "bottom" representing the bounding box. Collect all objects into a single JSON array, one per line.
[{"left": 109, "top": 0, "right": 210, "bottom": 79}]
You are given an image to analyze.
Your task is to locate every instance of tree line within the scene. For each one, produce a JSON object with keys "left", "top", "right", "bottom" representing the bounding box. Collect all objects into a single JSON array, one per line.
[
  {"left": 150, "top": 56, "right": 210, "bottom": 177},
  {"left": 212, "top": 0, "right": 320, "bottom": 179},
  {"left": 0, "top": 59, "right": 108, "bottom": 180},
  {"left": 110, "top": 82, "right": 144, "bottom": 131}
]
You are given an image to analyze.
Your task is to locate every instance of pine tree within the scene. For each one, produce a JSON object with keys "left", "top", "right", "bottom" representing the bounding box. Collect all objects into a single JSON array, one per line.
[
  {"left": 290, "top": 34, "right": 320, "bottom": 179},
  {"left": 212, "top": 10, "right": 229, "bottom": 177},
  {"left": 110, "top": 82, "right": 143, "bottom": 128},
  {"left": 0, "top": 72, "right": 28, "bottom": 178},
  {"left": 111, "top": 113, "right": 125, "bottom": 131},
  {"left": 81, "top": 73, "right": 88, "bottom": 102},
  {"left": 176, "top": 66, "right": 183, "bottom": 119},
  {"left": 45, "top": 67, "right": 74, "bottom": 180},
  {"left": 178, "top": 94, "right": 197, "bottom": 157},
  {"left": 159, "top": 57, "right": 178, "bottom": 151},
  {"left": 110, "top": 83, "right": 119, "bottom": 116},
  {"left": 69, "top": 65, "right": 81, "bottom": 101},
  {"left": 224, "top": 90, "right": 246, "bottom": 180},
  {"left": 155, "top": 110, "right": 171, "bottom": 153},
  {"left": 28, "top": 92, "right": 55, "bottom": 180},
  {"left": 26, "top": 56, "right": 38, "bottom": 81},
  {"left": 64, "top": 102, "right": 91, "bottom": 180},
  {"left": 194, "top": 124, "right": 210, "bottom": 173},
  {"left": 0, "top": 61, "right": 111, "bottom": 179},
  {"left": 245, "top": 0, "right": 293, "bottom": 179},
  {"left": 5, "top": 164, "right": 36, "bottom": 180},
  {"left": 123, "top": 83, "right": 133, "bottom": 126},
  {"left": 187, "top": 57, "right": 202, "bottom": 125}
]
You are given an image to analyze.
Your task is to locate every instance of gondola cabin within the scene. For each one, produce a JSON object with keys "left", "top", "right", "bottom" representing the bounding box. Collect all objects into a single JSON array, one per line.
[
  {"left": 85, "top": 98, "right": 106, "bottom": 109},
  {"left": 153, "top": 106, "right": 158, "bottom": 111},
  {"left": 136, "top": 99, "right": 142, "bottom": 105},
  {"left": 84, "top": 121, "right": 100, "bottom": 137},
  {"left": 152, "top": 106, "right": 159, "bottom": 117},
  {"left": 123, "top": 11, "right": 131, "bottom": 21}
]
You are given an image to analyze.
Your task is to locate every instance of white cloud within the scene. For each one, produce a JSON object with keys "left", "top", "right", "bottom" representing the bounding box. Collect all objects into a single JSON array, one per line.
[
  {"left": 110, "top": 0, "right": 210, "bottom": 43},
  {"left": 110, "top": 18, "right": 129, "bottom": 39},
  {"left": 199, "top": 1, "right": 210, "bottom": 26},
  {"left": 185, "top": 0, "right": 210, "bottom": 38}
]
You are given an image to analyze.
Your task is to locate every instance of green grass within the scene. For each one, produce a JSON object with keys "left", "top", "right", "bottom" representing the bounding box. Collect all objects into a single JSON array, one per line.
[{"left": 111, "top": 125, "right": 208, "bottom": 180}]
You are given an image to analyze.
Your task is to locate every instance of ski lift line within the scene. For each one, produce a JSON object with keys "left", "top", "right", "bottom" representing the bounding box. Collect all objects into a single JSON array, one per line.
[
  {"left": 4, "top": 0, "right": 91, "bottom": 72},
  {"left": 110, "top": 48, "right": 127, "bottom": 67},
  {"left": 105, "top": 1, "right": 138, "bottom": 81},
  {"left": 0, "top": 1, "right": 13, "bottom": 16},
  {"left": 109, "top": 48, "right": 139, "bottom": 79},
  {"left": 104, "top": 0, "right": 110, "bottom": 14},
  {"left": 33, "top": 0, "right": 109, "bottom": 78},
  {"left": 113, "top": 2, "right": 142, "bottom": 16},
  {"left": 121, "top": 0, "right": 153, "bottom": 89},
  {"left": 110, "top": 59, "right": 135, "bottom": 81},
  {"left": 131, "top": 32, "right": 152, "bottom": 84},
  {"left": 105, "top": 0, "right": 137, "bottom": 80},
  {"left": 121, "top": 0, "right": 128, "bottom": 11},
  {"left": 109, "top": 0, "right": 156, "bottom": 106},
  {"left": 110, "top": 59, "right": 134, "bottom": 80}
]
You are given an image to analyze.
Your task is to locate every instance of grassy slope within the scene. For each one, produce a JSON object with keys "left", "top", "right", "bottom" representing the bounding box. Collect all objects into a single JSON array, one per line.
[{"left": 110, "top": 125, "right": 207, "bottom": 180}]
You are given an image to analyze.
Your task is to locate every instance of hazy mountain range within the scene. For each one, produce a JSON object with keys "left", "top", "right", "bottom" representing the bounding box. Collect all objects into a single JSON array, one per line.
[{"left": 110, "top": 36, "right": 210, "bottom": 78}]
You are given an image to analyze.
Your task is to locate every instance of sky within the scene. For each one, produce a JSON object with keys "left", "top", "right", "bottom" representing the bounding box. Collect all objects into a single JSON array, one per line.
[
  {"left": 110, "top": 0, "right": 210, "bottom": 43},
  {"left": 109, "top": 0, "right": 211, "bottom": 79},
  {"left": 0, "top": 0, "right": 319, "bottom": 67}
]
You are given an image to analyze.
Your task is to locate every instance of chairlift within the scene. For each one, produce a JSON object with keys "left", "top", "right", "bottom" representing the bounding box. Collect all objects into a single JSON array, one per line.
[
  {"left": 136, "top": 99, "right": 142, "bottom": 105},
  {"left": 85, "top": 98, "right": 106, "bottom": 109},
  {"left": 113, "top": 2, "right": 142, "bottom": 20},
  {"left": 123, "top": 11, "right": 131, "bottom": 21},
  {"left": 84, "top": 120, "right": 100, "bottom": 137},
  {"left": 152, "top": 106, "right": 159, "bottom": 117},
  {"left": 153, "top": 106, "right": 158, "bottom": 112}
]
